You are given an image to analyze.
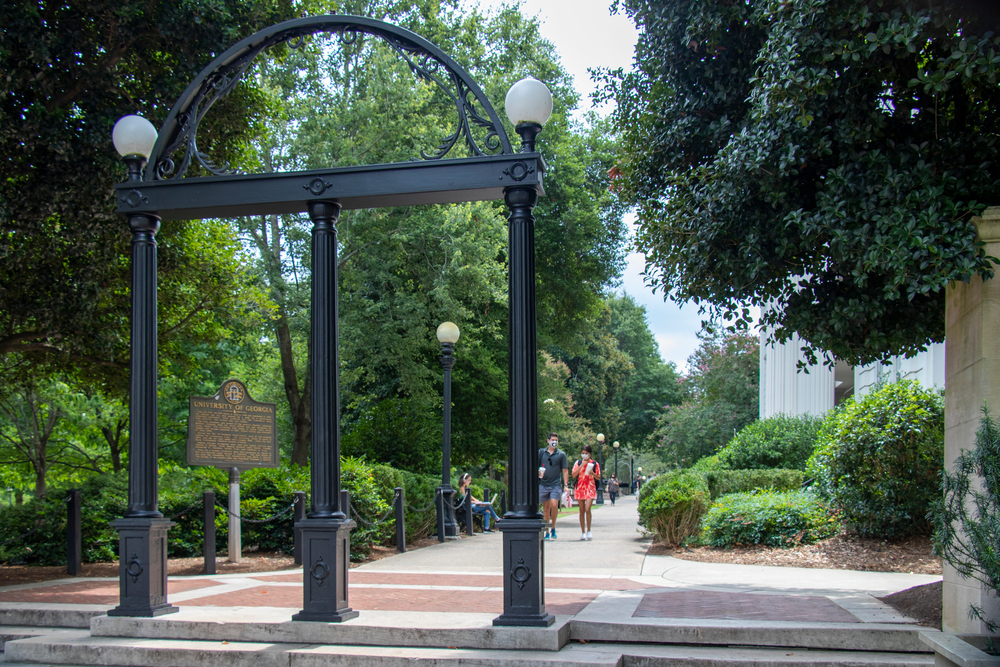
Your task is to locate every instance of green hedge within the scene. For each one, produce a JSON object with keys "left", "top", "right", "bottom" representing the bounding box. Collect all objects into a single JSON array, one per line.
[
  {"left": 703, "top": 469, "right": 805, "bottom": 500},
  {"left": 700, "top": 490, "right": 841, "bottom": 548},
  {"left": 716, "top": 415, "right": 822, "bottom": 471},
  {"left": 0, "top": 459, "right": 450, "bottom": 566},
  {"left": 637, "top": 471, "right": 711, "bottom": 546},
  {"left": 807, "top": 379, "right": 943, "bottom": 538}
]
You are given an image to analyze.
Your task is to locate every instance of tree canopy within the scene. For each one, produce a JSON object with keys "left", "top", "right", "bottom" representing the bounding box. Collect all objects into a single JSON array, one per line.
[
  {"left": 648, "top": 326, "right": 758, "bottom": 468},
  {"left": 604, "top": 0, "right": 1000, "bottom": 366},
  {"left": 0, "top": 0, "right": 294, "bottom": 393}
]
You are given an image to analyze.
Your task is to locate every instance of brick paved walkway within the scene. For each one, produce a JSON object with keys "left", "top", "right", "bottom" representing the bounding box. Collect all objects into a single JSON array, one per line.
[
  {"left": 0, "top": 570, "right": 876, "bottom": 622},
  {"left": 0, "top": 571, "right": 626, "bottom": 615},
  {"left": 633, "top": 590, "right": 860, "bottom": 623}
]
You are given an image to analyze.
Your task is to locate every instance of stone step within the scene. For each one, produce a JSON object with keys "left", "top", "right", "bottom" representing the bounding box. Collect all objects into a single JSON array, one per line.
[
  {"left": 3, "top": 632, "right": 936, "bottom": 667},
  {"left": 87, "top": 608, "right": 937, "bottom": 654},
  {"left": 572, "top": 617, "right": 938, "bottom": 654},
  {"left": 0, "top": 628, "right": 77, "bottom": 652},
  {"left": 0, "top": 605, "right": 108, "bottom": 629}
]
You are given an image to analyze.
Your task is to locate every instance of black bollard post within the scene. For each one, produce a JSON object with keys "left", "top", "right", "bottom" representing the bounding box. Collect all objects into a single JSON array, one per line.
[
  {"left": 465, "top": 489, "right": 474, "bottom": 537},
  {"left": 293, "top": 491, "right": 306, "bottom": 565},
  {"left": 203, "top": 491, "right": 216, "bottom": 575},
  {"left": 66, "top": 489, "right": 82, "bottom": 576},
  {"left": 436, "top": 489, "right": 445, "bottom": 543},
  {"left": 483, "top": 489, "right": 491, "bottom": 504},
  {"left": 500, "top": 489, "right": 507, "bottom": 516},
  {"left": 340, "top": 490, "right": 351, "bottom": 523},
  {"left": 394, "top": 487, "right": 406, "bottom": 553}
]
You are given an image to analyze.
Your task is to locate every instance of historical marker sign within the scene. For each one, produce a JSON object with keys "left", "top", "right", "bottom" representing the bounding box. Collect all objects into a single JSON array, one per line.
[{"left": 187, "top": 379, "right": 279, "bottom": 468}]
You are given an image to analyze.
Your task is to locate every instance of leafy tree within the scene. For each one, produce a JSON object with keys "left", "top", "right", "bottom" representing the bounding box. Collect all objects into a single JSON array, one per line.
[
  {"left": 603, "top": 0, "right": 1000, "bottom": 366},
  {"left": 0, "top": 380, "right": 111, "bottom": 499},
  {"left": 0, "top": 0, "right": 296, "bottom": 394},
  {"left": 648, "top": 327, "right": 758, "bottom": 468},
  {"left": 607, "top": 294, "right": 683, "bottom": 447},
  {"left": 234, "top": 2, "right": 628, "bottom": 470},
  {"left": 537, "top": 352, "right": 594, "bottom": 453},
  {"left": 560, "top": 305, "right": 634, "bottom": 445}
]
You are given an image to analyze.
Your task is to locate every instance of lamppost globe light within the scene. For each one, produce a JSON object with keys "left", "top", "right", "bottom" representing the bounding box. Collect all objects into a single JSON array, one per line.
[
  {"left": 504, "top": 77, "right": 553, "bottom": 126},
  {"left": 112, "top": 115, "right": 158, "bottom": 158},
  {"left": 436, "top": 321, "right": 460, "bottom": 344},
  {"left": 596, "top": 433, "right": 605, "bottom": 443},
  {"left": 613, "top": 441, "right": 619, "bottom": 448}
]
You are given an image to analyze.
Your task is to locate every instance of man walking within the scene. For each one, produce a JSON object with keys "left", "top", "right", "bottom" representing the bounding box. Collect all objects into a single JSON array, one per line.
[{"left": 538, "top": 432, "right": 569, "bottom": 540}]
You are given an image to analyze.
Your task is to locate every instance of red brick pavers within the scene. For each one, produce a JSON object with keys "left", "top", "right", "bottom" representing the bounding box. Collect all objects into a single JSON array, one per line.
[
  {"left": 633, "top": 590, "right": 860, "bottom": 623},
  {"left": 179, "top": 585, "right": 594, "bottom": 615},
  {"left": 256, "top": 572, "right": 649, "bottom": 591},
  {"left": 0, "top": 579, "right": 220, "bottom": 605},
  {"left": 0, "top": 572, "right": 614, "bottom": 615}
]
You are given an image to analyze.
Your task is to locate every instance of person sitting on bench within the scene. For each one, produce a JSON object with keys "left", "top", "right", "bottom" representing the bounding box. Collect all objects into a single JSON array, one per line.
[{"left": 457, "top": 473, "right": 501, "bottom": 533}]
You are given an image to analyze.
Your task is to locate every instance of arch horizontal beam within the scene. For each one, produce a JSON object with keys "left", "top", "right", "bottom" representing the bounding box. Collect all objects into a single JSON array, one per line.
[{"left": 118, "top": 156, "right": 543, "bottom": 221}]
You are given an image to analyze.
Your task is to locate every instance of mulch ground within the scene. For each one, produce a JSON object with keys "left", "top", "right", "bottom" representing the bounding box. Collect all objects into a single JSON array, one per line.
[{"left": 877, "top": 581, "right": 943, "bottom": 630}]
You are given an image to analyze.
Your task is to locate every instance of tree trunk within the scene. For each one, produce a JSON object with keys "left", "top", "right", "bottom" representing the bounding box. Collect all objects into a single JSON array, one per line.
[
  {"left": 100, "top": 418, "right": 127, "bottom": 473},
  {"left": 275, "top": 311, "right": 311, "bottom": 465}
]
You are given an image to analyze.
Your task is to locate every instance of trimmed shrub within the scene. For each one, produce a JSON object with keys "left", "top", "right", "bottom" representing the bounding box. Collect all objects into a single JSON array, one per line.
[
  {"left": 637, "top": 471, "right": 711, "bottom": 546},
  {"left": 704, "top": 469, "right": 805, "bottom": 500},
  {"left": 690, "top": 455, "right": 721, "bottom": 472},
  {"left": 716, "top": 415, "right": 822, "bottom": 471},
  {"left": 700, "top": 490, "right": 841, "bottom": 548},
  {"left": 807, "top": 379, "right": 943, "bottom": 538}
]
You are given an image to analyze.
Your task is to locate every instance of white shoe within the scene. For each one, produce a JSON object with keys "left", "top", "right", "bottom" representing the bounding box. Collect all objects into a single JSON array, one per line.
[
  {"left": 580, "top": 533, "right": 587, "bottom": 541},
  {"left": 586, "top": 531, "right": 592, "bottom": 540}
]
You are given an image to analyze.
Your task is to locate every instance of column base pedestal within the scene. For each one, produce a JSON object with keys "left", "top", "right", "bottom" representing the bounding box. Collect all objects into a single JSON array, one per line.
[
  {"left": 108, "top": 517, "right": 178, "bottom": 618},
  {"left": 493, "top": 517, "right": 554, "bottom": 627},
  {"left": 292, "top": 517, "right": 359, "bottom": 623}
]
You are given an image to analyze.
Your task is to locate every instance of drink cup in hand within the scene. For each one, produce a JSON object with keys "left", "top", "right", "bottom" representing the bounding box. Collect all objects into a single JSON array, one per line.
[
  {"left": 585, "top": 461, "right": 594, "bottom": 475},
  {"left": 538, "top": 466, "right": 545, "bottom": 479}
]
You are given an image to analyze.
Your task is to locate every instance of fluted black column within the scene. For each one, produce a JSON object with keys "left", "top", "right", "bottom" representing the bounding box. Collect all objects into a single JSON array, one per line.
[
  {"left": 110, "top": 200, "right": 177, "bottom": 617},
  {"left": 293, "top": 199, "right": 358, "bottom": 623},
  {"left": 494, "top": 185, "right": 553, "bottom": 628},
  {"left": 125, "top": 213, "right": 161, "bottom": 518}
]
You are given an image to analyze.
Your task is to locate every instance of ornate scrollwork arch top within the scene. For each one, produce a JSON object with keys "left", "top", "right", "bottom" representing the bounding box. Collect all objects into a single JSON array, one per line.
[{"left": 146, "top": 15, "right": 515, "bottom": 182}]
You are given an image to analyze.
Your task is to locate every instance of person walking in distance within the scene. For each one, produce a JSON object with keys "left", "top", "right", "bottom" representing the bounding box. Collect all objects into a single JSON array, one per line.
[
  {"left": 572, "top": 444, "right": 601, "bottom": 540},
  {"left": 538, "top": 432, "right": 569, "bottom": 540},
  {"left": 608, "top": 475, "right": 620, "bottom": 506}
]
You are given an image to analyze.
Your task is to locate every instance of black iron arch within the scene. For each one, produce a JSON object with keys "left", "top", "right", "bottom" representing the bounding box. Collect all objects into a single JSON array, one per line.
[{"left": 146, "top": 14, "right": 515, "bottom": 182}]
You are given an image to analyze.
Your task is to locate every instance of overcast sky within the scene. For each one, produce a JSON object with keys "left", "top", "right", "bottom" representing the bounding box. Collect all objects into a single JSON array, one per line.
[{"left": 464, "top": 0, "right": 705, "bottom": 370}]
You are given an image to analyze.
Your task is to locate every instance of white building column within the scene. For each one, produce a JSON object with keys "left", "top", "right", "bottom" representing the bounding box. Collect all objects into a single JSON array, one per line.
[{"left": 759, "top": 328, "right": 835, "bottom": 419}]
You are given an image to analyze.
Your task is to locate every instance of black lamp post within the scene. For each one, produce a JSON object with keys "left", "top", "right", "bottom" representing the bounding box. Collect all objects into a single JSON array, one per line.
[
  {"left": 595, "top": 433, "right": 605, "bottom": 505},
  {"left": 107, "top": 15, "right": 552, "bottom": 627},
  {"left": 436, "top": 321, "right": 461, "bottom": 541},
  {"left": 613, "top": 440, "right": 619, "bottom": 490},
  {"left": 108, "top": 115, "right": 176, "bottom": 618},
  {"left": 493, "top": 77, "right": 555, "bottom": 628}
]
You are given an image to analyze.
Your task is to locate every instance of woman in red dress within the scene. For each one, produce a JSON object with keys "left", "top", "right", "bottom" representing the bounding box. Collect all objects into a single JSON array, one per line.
[{"left": 571, "top": 444, "right": 601, "bottom": 541}]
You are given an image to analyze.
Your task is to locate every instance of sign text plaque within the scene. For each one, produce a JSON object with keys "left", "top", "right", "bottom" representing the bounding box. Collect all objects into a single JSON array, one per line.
[{"left": 187, "top": 379, "right": 279, "bottom": 468}]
